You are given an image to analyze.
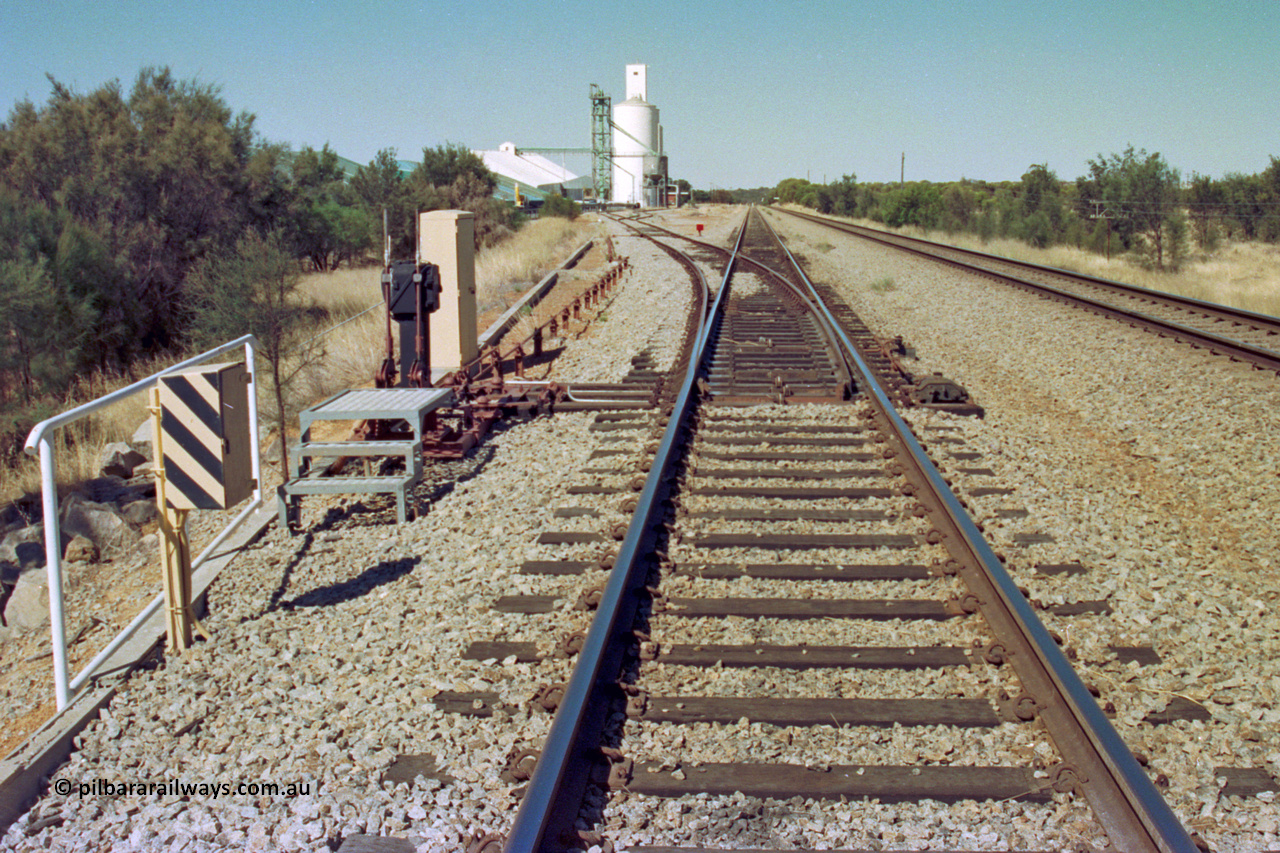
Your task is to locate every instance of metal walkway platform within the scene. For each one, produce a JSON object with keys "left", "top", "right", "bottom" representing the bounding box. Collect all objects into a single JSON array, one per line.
[{"left": 278, "top": 387, "right": 454, "bottom": 528}]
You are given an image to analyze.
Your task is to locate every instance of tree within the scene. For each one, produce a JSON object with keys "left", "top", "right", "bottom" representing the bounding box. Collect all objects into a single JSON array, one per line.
[
  {"left": 0, "top": 67, "right": 270, "bottom": 357},
  {"left": 1018, "top": 164, "right": 1064, "bottom": 245},
  {"left": 880, "top": 183, "right": 942, "bottom": 229},
  {"left": 292, "top": 143, "right": 345, "bottom": 191},
  {"left": 407, "top": 143, "right": 516, "bottom": 248},
  {"left": 350, "top": 148, "right": 410, "bottom": 255},
  {"left": 828, "top": 174, "right": 858, "bottom": 216},
  {"left": 1260, "top": 156, "right": 1280, "bottom": 241},
  {"left": 1185, "top": 173, "right": 1227, "bottom": 249},
  {"left": 1216, "top": 172, "right": 1266, "bottom": 240},
  {"left": 411, "top": 142, "right": 495, "bottom": 194},
  {"left": 0, "top": 257, "right": 61, "bottom": 402},
  {"left": 0, "top": 187, "right": 100, "bottom": 396},
  {"left": 286, "top": 143, "right": 373, "bottom": 270},
  {"left": 123, "top": 68, "right": 259, "bottom": 344},
  {"left": 941, "top": 184, "right": 977, "bottom": 233},
  {"left": 1077, "top": 146, "right": 1180, "bottom": 268},
  {"left": 186, "top": 230, "right": 320, "bottom": 482},
  {"left": 774, "top": 178, "right": 818, "bottom": 206}
]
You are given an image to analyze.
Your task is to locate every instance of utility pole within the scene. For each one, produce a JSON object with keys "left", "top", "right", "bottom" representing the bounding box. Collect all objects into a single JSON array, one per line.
[{"left": 900, "top": 152, "right": 905, "bottom": 186}]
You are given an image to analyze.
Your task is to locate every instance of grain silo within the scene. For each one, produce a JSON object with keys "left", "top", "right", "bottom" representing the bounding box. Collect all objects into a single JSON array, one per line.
[{"left": 612, "top": 64, "right": 662, "bottom": 206}]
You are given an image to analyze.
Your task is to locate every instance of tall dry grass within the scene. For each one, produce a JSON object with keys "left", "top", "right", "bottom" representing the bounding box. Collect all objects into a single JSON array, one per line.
[
  {"left": 0, "top": 358, "right": 179, "bottom": 501},
  {"left": 296, "top": 265, "right": 382, "bottom": 316},
  {"left": 0, "top": 217, "right": 604, "bottom": 501},
  {"left": 475, "top": 217, "right": 600, "bottom": 315},
  {"left": 844, "top": 216, "right": 1280, "bottom": 319}
]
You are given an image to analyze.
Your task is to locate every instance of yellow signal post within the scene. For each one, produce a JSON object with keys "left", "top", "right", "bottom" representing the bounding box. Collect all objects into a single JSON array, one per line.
[
  {"left": 151, "top": 362, "right": 254, "bottom": 652},
  {"left": 150, "top": 387, "right": 208, "bottom": 652}
]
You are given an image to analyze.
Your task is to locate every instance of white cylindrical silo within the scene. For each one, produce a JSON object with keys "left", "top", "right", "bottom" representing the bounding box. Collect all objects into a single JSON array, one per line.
[{"left": 612, "top": 96, "right": 659, "bottom": 206}]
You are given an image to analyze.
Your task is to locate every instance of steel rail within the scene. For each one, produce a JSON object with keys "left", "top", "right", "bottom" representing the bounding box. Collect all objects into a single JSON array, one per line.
[
  {"left": 612, "top": 213, "right": 857, "bottom": 397},
  {"left": 756, "top": 207, "right": 1199, "bottom": 853},
  {"left": 501, "top": 214, "right": 744, "bottom": 853},
  {"left": 773, "top": 207, "right": 1280, "bottom": 373},
  {"left": 777, "top": 207, "right": 1280, "bottom": 328}
]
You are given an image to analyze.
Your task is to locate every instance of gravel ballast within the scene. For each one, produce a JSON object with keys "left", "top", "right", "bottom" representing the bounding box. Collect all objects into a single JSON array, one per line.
[
  {"left": 765, "top": 207, "right": 1280, "bottom": 851},
  {"left": 9, "top": 204, "right": 1275, "bottom": 851},
  {"left": 0, "top": 215, "right": 705, "bottom": 852}
]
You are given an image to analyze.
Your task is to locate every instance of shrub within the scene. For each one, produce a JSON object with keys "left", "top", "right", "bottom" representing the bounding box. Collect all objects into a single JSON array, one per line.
[{"left": 540, "top": 194, "right": 580, "bottom": 220}]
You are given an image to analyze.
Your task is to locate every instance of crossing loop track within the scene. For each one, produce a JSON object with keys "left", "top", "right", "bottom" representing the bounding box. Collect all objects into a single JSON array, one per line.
[{"left": 769, "top": 207, "right": 1280, "bottom": 374}]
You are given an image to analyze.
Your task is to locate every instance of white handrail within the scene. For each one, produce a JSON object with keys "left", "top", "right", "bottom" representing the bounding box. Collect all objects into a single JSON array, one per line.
[{"left": 22, "top": 335, "right": 263, "bottom": 710}]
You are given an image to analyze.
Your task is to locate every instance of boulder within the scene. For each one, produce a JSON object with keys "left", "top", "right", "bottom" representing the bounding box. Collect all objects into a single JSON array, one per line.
[
  {"left": 100, "top": 442, "right": 147, "bottom": 479},
  {"left": 0, "top": 525, "right": 54, "bottom": 570},
  {"left": 1, "top": 561, "right": 19, "bottom": 627},
  {"left": 64, "top": 535, "right": 98, "bottom": 563},
  {"left": 122, "top": 499, "right": 159, "bottom": 527},
  {"left": 0, "top": 503, "right": 38, "bottom": 538},
  {"left": 60, "top": 494, "right": 140, "bottom": 555},
  {"left": 131, "top": 419, "right": 154, "bottom": 455},
  {"left": 128, "top": 461, "right": 156, "bottom": 483},
  {"left": 3, "top": 567, "right": 49, "bottom": 631},
  {"left": 80, "top": 476, "right": 135, "bottom": 504}
]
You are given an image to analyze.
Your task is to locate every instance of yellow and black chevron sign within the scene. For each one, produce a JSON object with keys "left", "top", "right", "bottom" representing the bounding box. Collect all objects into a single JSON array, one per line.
[{"left": 158, "top": 363, "right": 254, "bottom": 510}]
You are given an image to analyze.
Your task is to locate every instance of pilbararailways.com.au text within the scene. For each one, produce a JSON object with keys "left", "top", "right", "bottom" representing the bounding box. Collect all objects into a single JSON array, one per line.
[{"left": 54, "top": 778, "right": 313, "bottom": 799}]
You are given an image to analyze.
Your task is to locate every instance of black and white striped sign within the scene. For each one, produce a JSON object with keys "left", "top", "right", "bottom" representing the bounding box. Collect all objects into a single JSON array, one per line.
[{"left": 158, "top": 363, "right": 253, "bottom": 510}]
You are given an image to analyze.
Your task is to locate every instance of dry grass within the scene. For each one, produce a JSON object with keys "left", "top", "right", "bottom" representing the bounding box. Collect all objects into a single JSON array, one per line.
[
  {"left": 0, "top": 359, "right": 179, "bottom": 501},
  {"left": 292, "top": 265, "right": 386, "bottom": 412},
  {"left": 475, "top": 217, "right": 599, "bottom": 315},
  {"left": 0, "top": 219, "right": 603, "bottom": 501},
  {"left": 841, "top": 215, "right": 1280, "bottom": 319},
  {"left": 297, "top": 265, "right": 381, "bottom": 315}
]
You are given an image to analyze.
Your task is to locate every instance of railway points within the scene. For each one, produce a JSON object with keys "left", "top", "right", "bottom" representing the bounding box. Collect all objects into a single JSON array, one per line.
[{"left": 3, "top": 204, "right": 1278, "bottom": 853}]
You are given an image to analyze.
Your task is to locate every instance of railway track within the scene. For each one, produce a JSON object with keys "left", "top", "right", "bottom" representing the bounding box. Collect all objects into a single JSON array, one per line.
[
  {"left": 10, "top": 208, "right": 1275, "bottom": 853},
  {"left": 770, "top": 207, "right": 1280, "bottom": 374},
  {"left": 391, "top": 209, "right": 1203, "bottom": 852}
]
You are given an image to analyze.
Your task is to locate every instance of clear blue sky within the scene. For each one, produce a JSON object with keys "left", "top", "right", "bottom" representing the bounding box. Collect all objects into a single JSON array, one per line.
[{"left": 2, "top": 0, "right": 1276, "bottom": 189}]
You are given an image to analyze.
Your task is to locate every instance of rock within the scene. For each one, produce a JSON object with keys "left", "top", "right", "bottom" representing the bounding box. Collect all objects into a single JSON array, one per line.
[
  {"left": 100, "top": 442, "right": 147, "bottom": 479},
  {"left": 3, "top": 567, "right": 49, "bottom": 630},
  {"left": 131, "top": 419, "right": 154, "bottom": 453},
  {"left": 60, "top": 494, "right": 140, "bottom": 554},
  {"left": 64, "top": 535, "right": 98, "bottom": 563},
  {"left": 128, "top": 462, "right": 156, "bottom": 484},
  {"left": 81, "top": 476, "right": 135, "bottom": 504},
  {"left": 122, "top": 500, "right": 159, "bottom": 527},
  {"left": 0, "top": 525, "right": 55, "bottom": 569},
  {"left": 0, "top": 503, "right": 37, "bottom": 537}
]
